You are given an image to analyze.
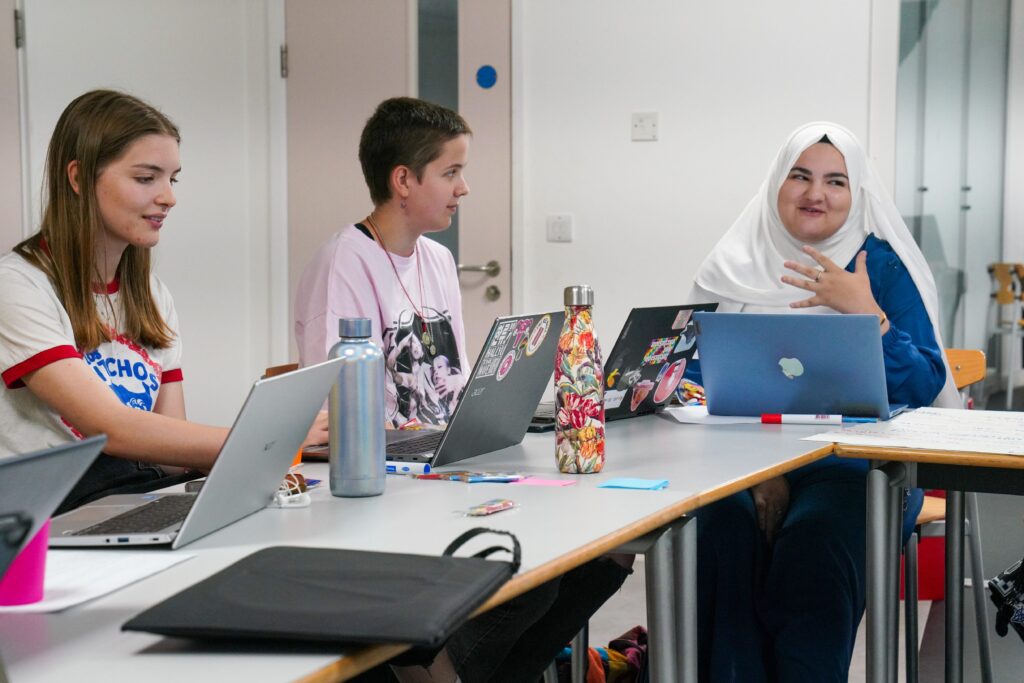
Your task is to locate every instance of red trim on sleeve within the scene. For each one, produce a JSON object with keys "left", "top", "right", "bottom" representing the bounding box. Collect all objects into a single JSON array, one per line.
[
  {"left": 162, "top": 368, "right": 183, "bottom": 384},
  {"left": 2, "top": 345, "right": 82, "bottom": 388}
]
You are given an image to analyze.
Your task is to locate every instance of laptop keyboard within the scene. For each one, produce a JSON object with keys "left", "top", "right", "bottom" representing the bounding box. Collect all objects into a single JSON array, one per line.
[
  {"left": 74, "top": 494, "right": 196, "bottom": 536},
  {"left": 387, "top": 430, "right": 444, "bottom": 455},
  {"left": 534, "top": 402, "right": 556, "bottom": 420}
]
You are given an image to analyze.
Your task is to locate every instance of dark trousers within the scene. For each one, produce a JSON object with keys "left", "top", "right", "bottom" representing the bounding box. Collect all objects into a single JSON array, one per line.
[{"left": 695, "top": 457, "right": 922, "bottom": 683}]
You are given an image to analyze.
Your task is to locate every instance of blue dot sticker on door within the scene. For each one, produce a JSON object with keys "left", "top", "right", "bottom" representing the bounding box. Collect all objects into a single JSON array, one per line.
[{"left": 476, "top": 65, "right": 497, "bottom": 89}]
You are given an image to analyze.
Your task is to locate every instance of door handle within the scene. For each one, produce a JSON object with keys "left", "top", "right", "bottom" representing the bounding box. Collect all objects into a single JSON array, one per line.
[{"left": 457, "top": 260, "right": 501, "bottom": 277}]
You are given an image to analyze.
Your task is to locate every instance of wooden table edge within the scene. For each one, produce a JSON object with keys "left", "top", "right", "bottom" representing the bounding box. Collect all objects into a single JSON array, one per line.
[
  {"left": 296, "top": 443, "right": 834, "bottom": 683},
  {"left": 834, "top": 444, "right": 1024, "bottom": 470}
]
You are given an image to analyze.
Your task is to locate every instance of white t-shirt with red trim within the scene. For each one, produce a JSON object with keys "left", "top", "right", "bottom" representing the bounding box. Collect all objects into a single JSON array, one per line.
[
  {"left": 0, "top": 251, "right": 183, "bottom": 459},
  {"left": 294, "top": 224, "right": 469, "bottom": 429}
]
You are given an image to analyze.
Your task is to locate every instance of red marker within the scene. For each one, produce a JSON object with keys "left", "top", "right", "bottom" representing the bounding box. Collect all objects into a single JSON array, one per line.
[{"left": 761, "top": 414, "right": 843, "bottom": 425}]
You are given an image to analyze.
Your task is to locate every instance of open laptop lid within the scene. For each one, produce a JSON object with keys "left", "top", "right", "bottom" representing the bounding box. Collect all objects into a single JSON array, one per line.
[
  {"left": 603, "top": 304, "right": 717, "bottom": 421},
  {"left": 430, "top": 310, "right": 565, "bottom": 468},
  {"left": 694, "top": 312, "right": 899, "bottom": 419},
  {"left": 50, "top": 358, "right": 342, "bottom": 549},
  {"left": 0, "top": 436, "right": 105, "bottom": 574}
]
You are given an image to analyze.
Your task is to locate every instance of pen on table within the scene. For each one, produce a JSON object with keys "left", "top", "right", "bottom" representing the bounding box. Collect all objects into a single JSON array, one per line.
[
  {"left": 386, "top": 462, "right": 432, "bottom": 475},
  {"left": 760, "top": 414, "right": 877, "bottom": 425}
]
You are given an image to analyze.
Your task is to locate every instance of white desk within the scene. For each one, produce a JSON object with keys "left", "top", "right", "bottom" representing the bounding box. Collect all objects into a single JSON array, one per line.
[{"left": 1, "top": 416, "right": 831, "bottom": 683}]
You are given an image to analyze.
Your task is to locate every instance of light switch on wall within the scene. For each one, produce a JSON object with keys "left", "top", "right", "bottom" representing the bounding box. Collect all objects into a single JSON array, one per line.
[
  {"left": 631, "top": 112, "right": 659, "bottom": 141},
  {"left": 546, "top": 214, "right": 574, "bottom": 243}
]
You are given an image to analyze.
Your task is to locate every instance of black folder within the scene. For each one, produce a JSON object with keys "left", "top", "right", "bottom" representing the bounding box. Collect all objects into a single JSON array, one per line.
[{"left": 123, "top": 528, "right": 519, "bottom": 648}]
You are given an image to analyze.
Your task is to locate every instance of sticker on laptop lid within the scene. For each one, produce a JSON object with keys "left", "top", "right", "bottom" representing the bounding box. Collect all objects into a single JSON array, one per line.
[
  {"left": 604, "top": 389, "right": 626, "bottom": 409},
  {"left": 525, "top": 315, "right": 551, "bottom": 356}
]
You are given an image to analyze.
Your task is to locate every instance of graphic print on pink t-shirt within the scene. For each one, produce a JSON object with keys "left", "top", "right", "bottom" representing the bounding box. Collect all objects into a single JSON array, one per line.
[{"left": 382, "top": 307, "right": 462, "bottom": 428}]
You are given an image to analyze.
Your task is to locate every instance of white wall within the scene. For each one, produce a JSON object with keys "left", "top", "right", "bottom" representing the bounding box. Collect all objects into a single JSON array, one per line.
[
  {"left": 515, "top": 1, "right": 892, "bottom": 345},
  {"left": 21, "top": 0, "right": 279, "bottom": 426},
  {"left": 1007, "top": 0, "right": 1024, "bottom": 264}
]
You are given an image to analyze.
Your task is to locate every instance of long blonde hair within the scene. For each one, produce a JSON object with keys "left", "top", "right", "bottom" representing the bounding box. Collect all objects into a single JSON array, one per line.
[{"left": 14, "top": 90, "right": 179, "bottom": 351}]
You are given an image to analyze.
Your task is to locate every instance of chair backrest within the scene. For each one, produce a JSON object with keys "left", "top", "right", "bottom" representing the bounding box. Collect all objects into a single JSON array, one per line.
[
  {"left": 988, "top": 263, "right": 1018, "bottom": 305},
  {"left": 944, "top": 348, "right": 985, "bottom": 391},
  {"left": 264, "top": 362, "right": 299, "bottom": 379}
]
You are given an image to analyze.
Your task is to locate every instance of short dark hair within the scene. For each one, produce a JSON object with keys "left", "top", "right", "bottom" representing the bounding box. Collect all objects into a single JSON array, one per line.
[{"left": 358, "top": 97, "right": 471, "bottom": 205}]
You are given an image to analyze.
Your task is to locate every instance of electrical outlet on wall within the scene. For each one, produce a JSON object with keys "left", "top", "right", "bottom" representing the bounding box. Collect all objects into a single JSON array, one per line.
[
  {"left": 546, "top": 214, "right": 574, "bottom": 243},
  {"left": 631, "top": 112, "right": 659, "bottom": 141}
]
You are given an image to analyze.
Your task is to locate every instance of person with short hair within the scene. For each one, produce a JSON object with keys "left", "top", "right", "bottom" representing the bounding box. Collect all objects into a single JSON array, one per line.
[
  {"left": 687, "top": 122, "right": 958, "bottom": 682},
  {"left": 0, "top": 90, "right": 327, "bottom": 512},
  {"left": 295, "top": 97, "right": 631, "bottom": 683}
]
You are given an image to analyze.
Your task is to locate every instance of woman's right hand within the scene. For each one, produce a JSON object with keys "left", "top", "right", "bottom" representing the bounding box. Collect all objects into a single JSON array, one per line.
[{"left": 750, "top": 475, "right": 791, "bottom": 544}]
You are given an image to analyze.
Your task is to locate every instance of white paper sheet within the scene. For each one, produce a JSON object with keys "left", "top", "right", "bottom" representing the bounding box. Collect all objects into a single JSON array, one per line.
[
  {"left": 664, "top": 405, "right": 761, "bottom": 425},
  {"left": 0, "top": 551, "right": 193, "bottom": 613},
  {"left": 803, "top": 407, "right": 1024, "bottom": 456}
]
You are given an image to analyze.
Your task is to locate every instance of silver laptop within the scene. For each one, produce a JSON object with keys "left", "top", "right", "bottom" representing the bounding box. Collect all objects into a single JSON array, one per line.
[
  {"left": 50, "top": 358, "right": 342, "bottom": 549},
  {"left": 383, "top": 310, "right": 566, "bottom": 467},
  {"left": 1, "top": 436, "right": 106, "bottom": 574},
  {"left": 694, "top": 312, "right": 906, "bottom": 419}
]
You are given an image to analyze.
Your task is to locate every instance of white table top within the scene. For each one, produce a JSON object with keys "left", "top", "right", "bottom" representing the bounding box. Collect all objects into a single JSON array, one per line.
[{"left": 0, "top": 415, "right": 830, "bottom": 683}]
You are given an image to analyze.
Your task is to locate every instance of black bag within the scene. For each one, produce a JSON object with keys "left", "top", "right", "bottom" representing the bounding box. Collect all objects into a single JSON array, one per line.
[{"left": 123, "top": 528, "right": 520, "bottom": 648}]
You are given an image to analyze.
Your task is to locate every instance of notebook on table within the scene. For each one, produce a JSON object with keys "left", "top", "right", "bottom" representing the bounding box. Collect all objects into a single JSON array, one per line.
[
  {"left": 693, "top": 312, "right": 906, "bottom": 420},
  {"left": 49, "top": 358, "right": 343, "bottom": 549},
  {"left": 531, "top": 303, "right": 717, "bottom": 430},
  {"left": 305, "top": 311, "right": 565, "bottom": 468},
  {"left": 0, "top": 436, "right": 106, "bottom": 575}
]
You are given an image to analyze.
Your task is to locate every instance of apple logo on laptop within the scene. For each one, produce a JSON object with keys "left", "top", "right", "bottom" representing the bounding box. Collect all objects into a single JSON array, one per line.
[{"left": 778, "top": 357, "right": 804, "bottom": 380}]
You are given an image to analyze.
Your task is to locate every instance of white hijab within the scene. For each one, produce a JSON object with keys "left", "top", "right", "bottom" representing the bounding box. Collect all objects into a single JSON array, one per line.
[{"left": 691, "top": 121, "right": 959, "bottom": 408}]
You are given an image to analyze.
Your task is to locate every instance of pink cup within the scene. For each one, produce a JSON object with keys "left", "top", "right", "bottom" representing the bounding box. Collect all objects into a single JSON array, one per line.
[{"left": 0, "top": 519, "right": 50, "bottom": 606}]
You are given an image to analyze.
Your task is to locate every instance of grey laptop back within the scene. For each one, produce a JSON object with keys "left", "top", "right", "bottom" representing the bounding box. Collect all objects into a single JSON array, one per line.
[
  {"left": 0, "top": 436, "right": 106, "bottom": 574},
  {"left": 50, "top": 358, "right": 342, "bottom": 548}
]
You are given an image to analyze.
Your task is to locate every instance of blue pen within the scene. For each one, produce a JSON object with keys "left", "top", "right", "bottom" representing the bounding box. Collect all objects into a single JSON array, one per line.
[
  {"left": 842, "top": 417, "right": 877, "bottom": 424},
  {"left": 386, "top": 462, "right": 432, "bottom": 475}
]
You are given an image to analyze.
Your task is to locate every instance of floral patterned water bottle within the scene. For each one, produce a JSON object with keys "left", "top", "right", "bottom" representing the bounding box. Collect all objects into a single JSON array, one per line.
[{"left": 555, "top": 285, "right": 605, "bottom": 473}]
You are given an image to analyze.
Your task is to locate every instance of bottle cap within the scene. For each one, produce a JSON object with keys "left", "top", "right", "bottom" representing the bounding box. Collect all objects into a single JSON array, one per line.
[
  {"left": 563, "top": 285, "right": 594, "bottom": 307},
  {"left": 338, "top": 318, "right": 372, "bottom": 338}
]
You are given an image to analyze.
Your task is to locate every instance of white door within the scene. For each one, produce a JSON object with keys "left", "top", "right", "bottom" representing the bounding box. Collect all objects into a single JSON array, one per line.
[
  {"left": 20, "top": 0, "right": 280, "bottom": 425},
  {"left": 285, "top": 0, "right": 512, "bottom": 364}
]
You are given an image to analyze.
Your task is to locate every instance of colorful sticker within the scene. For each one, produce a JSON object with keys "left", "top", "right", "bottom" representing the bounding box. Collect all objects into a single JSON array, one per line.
[
  {"left": 630, "top": 380, "right": 655, "bottom": 411},
  {"left": 653, "top": 359, "right": 687, "bottom": 404},
  {"left": 671, "top": 309, "right": 693, "bottom": 330},
  {"left": 512, "top": 318, "right": 534, "bottom": 360},
  {"left": 525, "top": 314, "right": 551, "bottom": 356},
  {"left": 477, "top": 320, "right": 517, "bottom": 378},
  {"left": 496, "top": 349, "right": 516, "bottom": 381},
  {"left": 606, "top": 368, "right": 620, "bottom": 388},
  {"left": 674, "top": 322, "right": 697, "bottom": 353},
  {"left": 604, "top": 389, "right": 626, "bottom": 409},
  {"left": 620, "top": 368, "right": 641, "bottom": 388},
  {"left": 642, "top": 337, "right": 677, "bottom": 366}
]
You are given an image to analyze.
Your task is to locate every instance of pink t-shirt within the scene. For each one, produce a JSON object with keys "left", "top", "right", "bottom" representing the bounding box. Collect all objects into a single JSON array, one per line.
[{"left": 294, "top": 224, "right": 469, "bottom": 428}]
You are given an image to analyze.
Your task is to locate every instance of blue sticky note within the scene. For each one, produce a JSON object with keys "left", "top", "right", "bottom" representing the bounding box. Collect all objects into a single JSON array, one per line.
[{"left": 598, "top": 478, "right": 669, "bottom": 491}]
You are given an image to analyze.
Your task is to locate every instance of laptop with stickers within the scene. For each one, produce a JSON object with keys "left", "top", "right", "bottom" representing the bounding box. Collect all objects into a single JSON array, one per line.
[
  {"left": 531, "top": 304, "right": 717, "bottom": 428},
  {"left": 375, "top": 310, "right": 565, "bottom": 468},
  {"left": 693, "top": 311, "right": 906, "bottom": 419},
  {"left": 49, "top": 358, "right": 343, "bottom": 548}
]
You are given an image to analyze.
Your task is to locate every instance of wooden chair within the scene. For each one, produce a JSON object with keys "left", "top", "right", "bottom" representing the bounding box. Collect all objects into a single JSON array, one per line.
[
  {"left": 986, "top": 263, "right": 1024, "bottom": 409},
  {"left": 904, "top": 348, "right": 991, "bottom": 683},
  {"left": 263, "top": 362, "right": 299, "bottom": 379}
]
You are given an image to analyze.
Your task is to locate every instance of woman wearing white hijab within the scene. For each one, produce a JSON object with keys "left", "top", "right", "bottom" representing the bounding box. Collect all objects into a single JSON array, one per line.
[{"left": 690, "top": 122, "right": 955, "bottom": 682}]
